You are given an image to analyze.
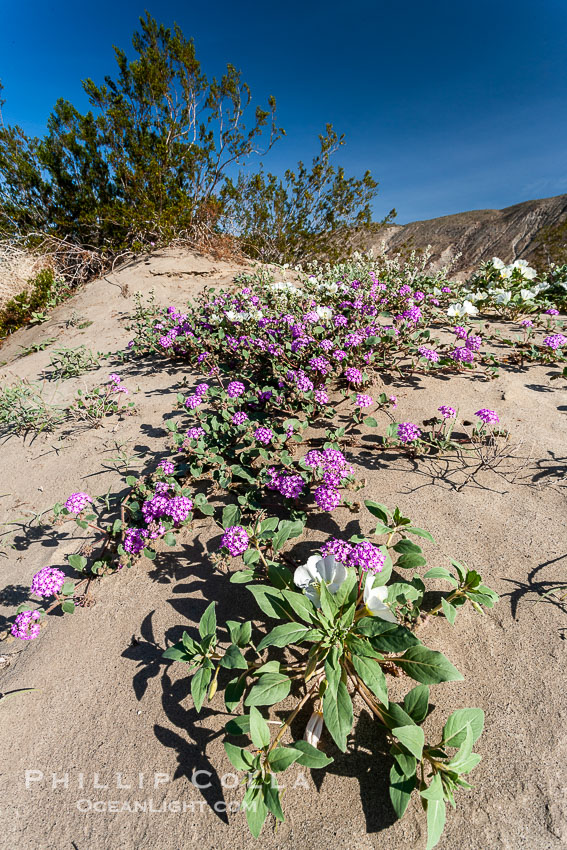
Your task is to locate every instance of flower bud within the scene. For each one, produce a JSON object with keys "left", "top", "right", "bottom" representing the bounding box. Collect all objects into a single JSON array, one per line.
[{"left": 304, "top": 710, "right": 324, "bottom": 748}]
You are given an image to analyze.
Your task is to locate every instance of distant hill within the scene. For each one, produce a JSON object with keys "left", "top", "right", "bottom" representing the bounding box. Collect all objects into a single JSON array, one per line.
[{"left": 358, "top": 193, "right": 567, "bottom": 277}]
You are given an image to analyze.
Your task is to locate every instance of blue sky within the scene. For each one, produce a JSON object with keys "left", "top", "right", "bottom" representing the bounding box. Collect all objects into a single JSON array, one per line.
[{"left": 1, "top": 0, "right": 566, "bottom": 223}]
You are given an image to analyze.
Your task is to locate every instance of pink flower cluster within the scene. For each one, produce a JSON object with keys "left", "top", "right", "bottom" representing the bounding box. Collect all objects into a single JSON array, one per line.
[
  {"left": 64, "top": 492, "right": 92, "bottom": 514},
  {"left": 30, "top": 566, "right": 65, "bottom": 598}
]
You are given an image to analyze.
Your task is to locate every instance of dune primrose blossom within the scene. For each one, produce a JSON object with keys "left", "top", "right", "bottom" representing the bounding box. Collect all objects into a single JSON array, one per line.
[
  {"left": 363, "top": 575, "right": 397, "bottom": 623},
  {"left": 30, "top": 566, "right": 65, "bottom": 598},
  {"left": 294, "top": 554, "right": 348, "bottom": 607},
  {"left": 65, "top": 492, "right": 92, "bottom": 514},
  {"left": 475, "top": 408, "right": 499, "bottom": 425},
  {"left": 397, "top": 422, "right": 421, "bottom": 444},
  {"left": 221, "top": 526, "right": 249, "bottom": 557},
  {"left": 12, "top": 609, "right": 42, "bottom": 640}
]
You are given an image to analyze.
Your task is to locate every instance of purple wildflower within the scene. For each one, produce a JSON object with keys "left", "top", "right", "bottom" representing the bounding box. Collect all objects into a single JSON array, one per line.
[
  {"left": 313, "top": 485, "right": 341, "bottom": 512},
  {"left": 543, "top": 334, "right": 567, "bottom": 350},
  {"left": 30, "top": 566, "right": 65, "bottom": 597},
  {"left": 254, "top": 427, "right": 273, "bottom": 445},
  {"left": 475, "top": 408, "right": 499, "bottom": 425},
  {"left": 349, "top": 541, "right": 386, "bottom": 574},
  {"left": 344, "top": 367, "right": 363, "bottom": 384},
  {"left": 186, "top": 426, "right": 205, "bottom": 439},
  {"left": 232, "top": 411, "right": 248, "bottom": 425},
  {"left": 158, "top": 460, "right": 175, "bottom": 475},
  {"left": 65, "top": 492, "right": 92, "bottom": 514},
  {"left": 418, "top": 346, "right": 439, "bottom": 362},
  {"left": 227, "top": 381, "right": 246, "bottom": 398},
  {"left": 221, "top": 525, "right": 249, "bottom": 556},
  {"left": 438, "top": 405, "right": 456, "bottom": 419},
  {"left": 11, "top": 610, "right": 41, "bottom": 641},
  {"left": 397, "top": 422, "right": 421, "bottom": 443},
  {"left": 356, "top": 393, "right": 373, "bottom": 408}
]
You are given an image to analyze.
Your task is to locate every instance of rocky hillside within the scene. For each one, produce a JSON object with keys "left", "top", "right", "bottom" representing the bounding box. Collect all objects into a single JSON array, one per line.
[{"left": 361, "top": 193, "right": 567, "bottom": 276}]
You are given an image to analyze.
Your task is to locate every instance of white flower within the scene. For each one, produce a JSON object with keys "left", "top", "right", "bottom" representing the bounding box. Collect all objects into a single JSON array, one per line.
[
  {"left": 363, "top": 575, "right": 397, "bottom": 623},
  {"left": 491, "top": 257, "right": 506, "bottom": 269},
  {"left": 317, "top": 280, "right": 339, "bottom": 294},
  {"left": 294, "top": 554, "right": 348, "bottom": 608},
  {"left": 447, "top": 300, "right": 479, "bottom": 318},
  {"left": 534, "top": 281, "right": 550, "bottom": 294},
  {"left": 500, "top": 266, "right": 513, "bottom": 280},
  {"left": 225, "top": 309, "right": 249, "bottom": 322},
  {"left": 304, "top": 710, "right": 324, "bottom": 747},
  {"left": 492, "top": 290, "right": 511, "bottom": 305},
  {"left": 463, "top": 290, "right": 486, "bottom": 303},
  {"left": 512, "top": 260, "right": 537, "bottom": 280},
  {"left": 316, "top": 306, "right": 332, "bottom": 321},
  {"left": 520, "top": 289, "right": 536, "bottom": 301}
]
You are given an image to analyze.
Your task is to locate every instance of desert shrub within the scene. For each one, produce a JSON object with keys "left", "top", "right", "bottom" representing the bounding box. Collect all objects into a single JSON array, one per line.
[
  {"left": 0, "top": 15, "right": 385, "bottom": 267},
  {"left": 0, "top": 379, "right": 65, "bottom": 434},
  {"left": 0, "top": 268, "right": 74, "bottom": 338},
  {"left": 48, "top": 345, "right": 101, "bottom": 379}
]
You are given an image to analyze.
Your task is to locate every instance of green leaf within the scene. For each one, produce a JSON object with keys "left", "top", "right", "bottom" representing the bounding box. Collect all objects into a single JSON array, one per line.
[
  {"left": 395, "top": 646, "right": 463, "bottom": 684},
  {"left": 370, "top": 625, "right": 421, "bottom": 654},
  {"left": 402, "top": 685, "right": 430, "bottom": 724},
  {"left": 442, "top": 708, "right": 484, "bottom": 747},
  {"left": 61, "top": 581, "right": 75, "bottom": 596},
  {"left": 364, "top": 500, "right": 390, "bottom": 523},
  {"left": 68, "top": 554, "right": 87, "bottom": 572},
  {"left": 267, "top": 562, "right": 293, "bottom": 589},
  {"left": 267, "top": 746, "right": 303, "bottom": 772},
  {"left": 243, "top": 548, "right": 260, "bottom": 566},
  {"left": 247, "top": 585, "right": 288, "bottom": 619},
  {"left": 245, "top": 673, "right": 291, "bottom": 707},
  {"left": 281, "top": 589, "right": 315, "bottom": 623},
  {"left": 199, "top": 601, "right": 217, "bottom": 639},
  {"left": 319, "top": 579, "right": 338, "bottom": 620},
  {"left": 291, "top": 739, "right": 333, "bottom": 768},
  {"left": 230, "top": 569, "right": 255, "bottom": 584},
  {"left": 406, "top": 527, "right": 436, "bottom": 543},
  {"left": 61, "top": 600, "right": 75, "bottom": 614},
  {"left": 392, "top": 725, "right": 424, "bottom": 760},
  {"left": 395, "top": 552, "right": 427, "bottom": 570},
  {"left": 162, "top": 642, "right": 191, "bottom": 662},
  {"left": 191, "top": 665, "right": 212, "bottom": 712},
  {"left": 441, "top": 598, "right": 457, "bottom": 624},
  {"left": 392, "top": 750, "right": 417, "bottom": 777},
  {"left": 224, "top": 741, "right": 254, "bottom": 770},
  {"left": 389, "top": 761, "right": 416, "bottom": 818},
  {"left": 163, "top": 531, "right": 176, "bottom": 547},
  {"left": 225, "top": 676, "right": 247, "bottom": 712},
  {"left": 421, "top": 775, "right": 446, "bottom": 850},
  {"left": 243, "top": 786, "right": 268, "bottom": 838},
  {"left": 351, "top": 654, "right": 388, "bottom": 705},
  {"left": 257, "top": 622, "right": 313, "bottom": 651},
  {"left": 393, "top": 539, "right": 422, "bottom": 554},
  {"left": 222, "top": 504, "right": 241, "bottom": 529},
  {"left": 363, "top": 416, "right": 378, "bottom": 427},
  {"left": 225, "top": 715, "right": 251, "bottom": 736},
  {"left": 322, "top": 679, "right": 353, "bottom": 752},
  {"left": 249, "top": 706, "right": 270, "bottom": 749},
  {"left": 424, "top": 567, "right": 458, "bottom": 585},
  {"left": 263, "top": 782, "right": 285, "bottom": 821},
  {"left": 226, "top": 620, "right": 252, "bottom": 648},
  {"left": 260, "top": 516, "right": 279, "bottom": 533},
  {"left": 220, "top": 644, "right": 248, "bottom": 670}
]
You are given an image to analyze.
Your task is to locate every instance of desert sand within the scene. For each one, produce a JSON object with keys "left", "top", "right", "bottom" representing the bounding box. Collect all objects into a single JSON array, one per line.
[{"left": 0, "top": 248, "right": 566, "bottom": 850}]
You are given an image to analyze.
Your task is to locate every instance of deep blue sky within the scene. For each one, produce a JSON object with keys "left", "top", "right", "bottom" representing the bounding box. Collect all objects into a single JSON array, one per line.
[{"left": 1, "top": 0, "right": 566, "bottom": 223}]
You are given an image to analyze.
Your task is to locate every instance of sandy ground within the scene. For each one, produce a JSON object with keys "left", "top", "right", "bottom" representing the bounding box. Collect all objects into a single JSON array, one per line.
[{"left": 0, "top": 248, "right": 566, "bottom": 850}]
